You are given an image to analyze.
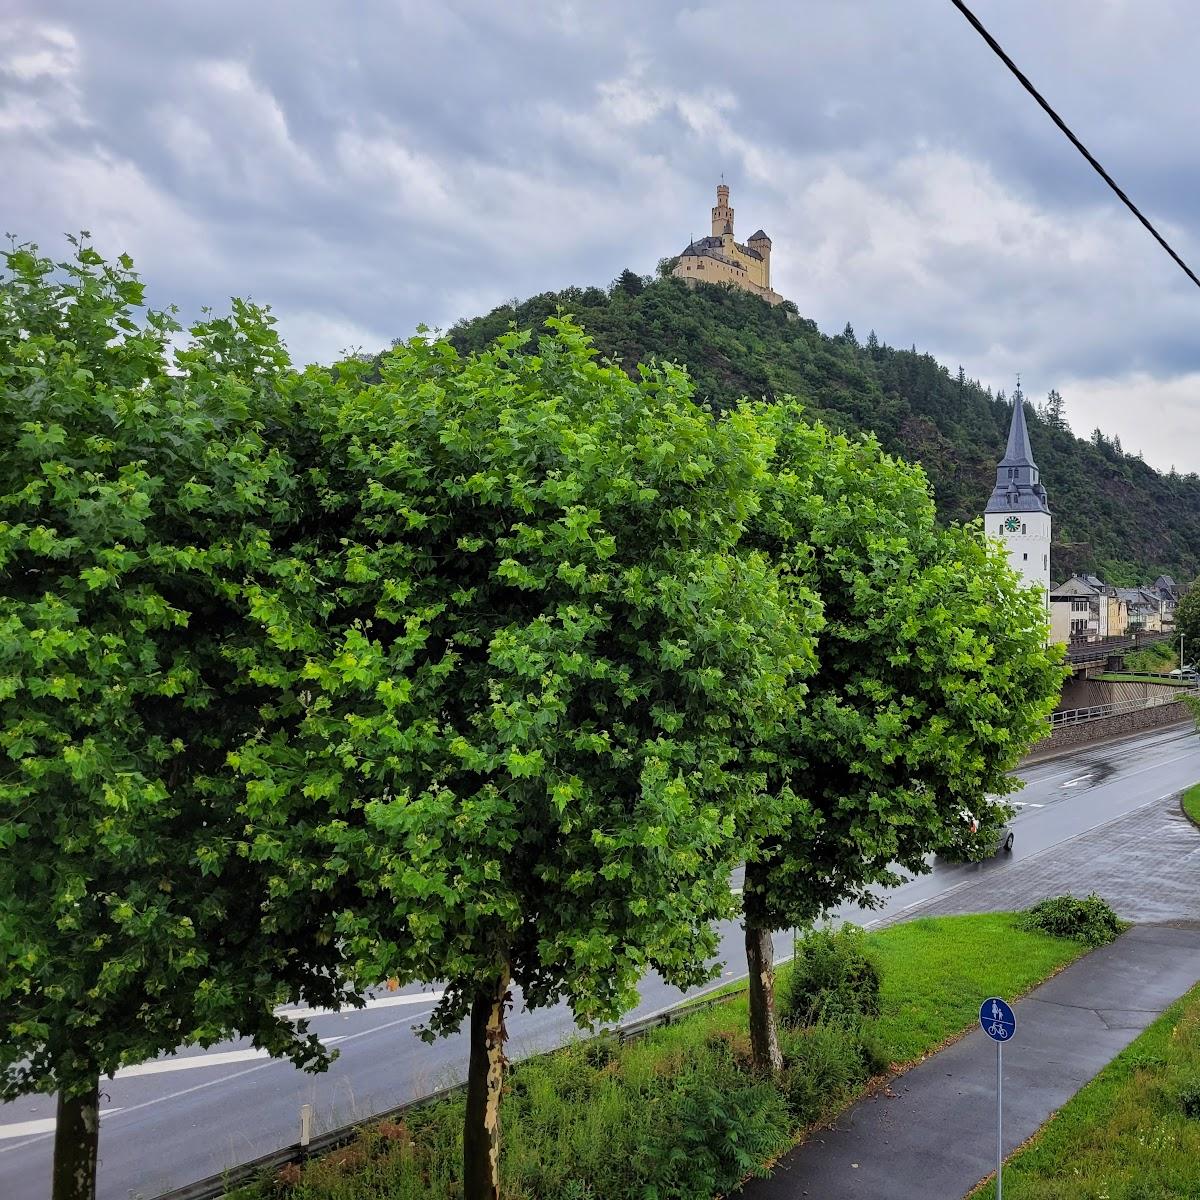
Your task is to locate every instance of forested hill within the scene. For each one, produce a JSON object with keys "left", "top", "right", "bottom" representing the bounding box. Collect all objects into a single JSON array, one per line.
[{"left": 446, "top": 272, "right": 1198, "bottom": 586}]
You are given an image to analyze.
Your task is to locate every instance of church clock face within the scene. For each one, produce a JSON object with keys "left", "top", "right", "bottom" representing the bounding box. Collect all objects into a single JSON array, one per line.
[{"left": 1003, "top": 516, "right": 1022, "bottom": 534}]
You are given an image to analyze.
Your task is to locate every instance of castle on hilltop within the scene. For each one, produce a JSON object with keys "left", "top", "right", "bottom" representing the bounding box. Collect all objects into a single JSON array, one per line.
[{"left": 672, "top": 183, "right": 787, "bottom": 306}]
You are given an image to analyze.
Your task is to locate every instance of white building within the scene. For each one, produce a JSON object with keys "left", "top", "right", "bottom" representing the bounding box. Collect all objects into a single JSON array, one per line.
[{"left": 984, "top": 394, "right": 1051, "bottom": 612}]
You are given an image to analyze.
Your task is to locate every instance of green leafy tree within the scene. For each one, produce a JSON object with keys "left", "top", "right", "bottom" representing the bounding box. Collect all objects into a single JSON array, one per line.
[
  {"left": 0, "top": 241, "right": 354, "bottom": 1200},
  {"left": 232, "top": 318, "right": 819, "bottom": 1199},
  {"left": 1175, "top": 586, "right": 1200, "bottom": 661},
  {"left": 737, "top": 400, "right": 1065, "bottom": 1072},
  {"left": 445, "top": 276, "right": 1200, "bottom": 584}
]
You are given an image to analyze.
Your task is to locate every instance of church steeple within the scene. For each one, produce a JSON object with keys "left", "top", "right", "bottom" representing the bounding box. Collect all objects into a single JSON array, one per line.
[{"left": 985, "top": 396, "right": 1050, "bottom": 515}]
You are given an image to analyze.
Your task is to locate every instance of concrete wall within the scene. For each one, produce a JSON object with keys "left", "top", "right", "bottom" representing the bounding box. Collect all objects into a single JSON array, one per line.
[{"left": 1026, "top": 696, "right": 1195, "bottom": 759}]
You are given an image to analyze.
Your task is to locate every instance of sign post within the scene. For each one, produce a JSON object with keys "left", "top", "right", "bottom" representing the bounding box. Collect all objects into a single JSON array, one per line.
[{"left": 980, "top": 997, "right": 1016, "bottom": 1198}]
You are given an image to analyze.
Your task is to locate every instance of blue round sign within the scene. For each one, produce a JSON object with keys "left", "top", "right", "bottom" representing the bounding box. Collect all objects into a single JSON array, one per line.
[{"left": 980, "top": 996, "right": 1016, "bottom": 1042}]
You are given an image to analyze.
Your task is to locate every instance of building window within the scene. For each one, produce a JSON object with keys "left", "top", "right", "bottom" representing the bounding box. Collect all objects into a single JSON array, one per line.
[
  {"left": 1023, "top": 553, "right": 1028, "bottom": 561},
  {"left": 1008, "top": 468, "right": 1018, "bottom": 480},
  {"left": 1044, "top": 554, "right": 1048, "bottom": 570},
  {"left": 1022, "top": 523, "right": 1027, "bottom": 534}
]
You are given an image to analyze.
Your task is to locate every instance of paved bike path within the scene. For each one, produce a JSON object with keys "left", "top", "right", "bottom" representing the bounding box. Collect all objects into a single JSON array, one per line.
[{"left": 744, "top": 924, "right": 1200, "bottom": 1200}]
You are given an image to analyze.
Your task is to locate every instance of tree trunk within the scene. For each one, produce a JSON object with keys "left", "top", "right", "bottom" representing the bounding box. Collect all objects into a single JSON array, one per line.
[
  {"left": 463, "top": 965, "right": 511, "bottom": 1200},
  {"left": 745, "top": 922, "right": 784, "bottom": 1074},
  {"left": 52, "top": 1078, "right": 100, "bottom": 1200}
]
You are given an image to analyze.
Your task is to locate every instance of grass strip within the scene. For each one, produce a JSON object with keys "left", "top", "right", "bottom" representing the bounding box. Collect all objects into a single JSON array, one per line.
[
  {"left": 233, "top": 913, "right": 1086, "bottom": 1200},
  {"left": 972, "top": 982, "right": 1200, "bottom": 1199},
  {"left": 1183, "top": 782, "right": 1200, "bottom": 827},
  {"left": 1094, "top": 673, "right": 1190, "bottom": 685}
]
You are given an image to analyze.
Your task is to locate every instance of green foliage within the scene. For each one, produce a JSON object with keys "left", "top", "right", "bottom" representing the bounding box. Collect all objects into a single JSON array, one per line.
[
  {"left": 1179, "top": 1076, "right": 1200, "bottom": 1120},
  {"left": 1176, "top": 588, "right": 1200, "bottom": 653},
  {"left": 1124, "top": 641, "right": 1177, "bottom": 674},
  {"left": 1019, "top": 894, "right": 1128, "bottom": 947},
  {"left": 779, "top": 1022, "right": 874, "bottom": 1124},
  {"left": 233, "top": 315, "right": 820, "bottom": 1038},
  {"left": 738, "top": 399, "right": 1065, "bottom": 934},
  {"left": 638, "top": 1073, "right": 788, "bottom": 1198},
  {"left": 447, "top": 277, "right": 1200, "bottom": 582},
  {"left": 0, "top": 240, "right": 352, "bottom": 1110},
  {"left": 227, "top": 912, "right": 1086, "bottom": 1200},
  {"left": 781, "top": 925, "right": 882, "bottom": 1028}
]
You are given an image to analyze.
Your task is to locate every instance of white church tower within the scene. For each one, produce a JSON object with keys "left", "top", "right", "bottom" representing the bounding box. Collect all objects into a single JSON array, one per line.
[{"left": 984, "top": 391, "right": 1051, "bottom": 610}]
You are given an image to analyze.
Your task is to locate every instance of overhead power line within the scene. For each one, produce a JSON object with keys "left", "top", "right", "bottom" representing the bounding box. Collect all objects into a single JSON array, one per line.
[{"left": 949, "top": 0, "right": 1200, "bottom": 292}]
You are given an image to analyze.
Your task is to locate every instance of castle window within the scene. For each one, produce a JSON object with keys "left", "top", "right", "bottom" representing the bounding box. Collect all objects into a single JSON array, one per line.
[
  {"left": 1044, "top": 555, "right": 1048, "bottom": 569},
  {"left": 1023, "top": 553, "right": 1028, "bottom": 561},
  {"left": 1008, "top": 468, "right": 1018, "bottom": 480},
  {"left": 1022, "top": 523, "right": 1027, "bottom": 534}
]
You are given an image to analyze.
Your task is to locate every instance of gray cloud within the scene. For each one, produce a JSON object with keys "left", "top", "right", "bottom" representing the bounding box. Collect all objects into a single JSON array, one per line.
[{"left": 6, "top": 0, "right": 1200, "bottom": 471}]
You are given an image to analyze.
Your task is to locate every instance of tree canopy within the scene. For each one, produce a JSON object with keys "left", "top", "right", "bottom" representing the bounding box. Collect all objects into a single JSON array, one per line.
[
  {"left": 447, "top": 277, "right": 1197, "bottom": 586},
  {"left": 0, "top": 241, "right": 353, "bottom": 1200},
  {"left": 734, "top": 399, "right": 1065, "bottom": 1070},
  {"left": 231, "top": 317, "right": 819, "bottom": 1197}
]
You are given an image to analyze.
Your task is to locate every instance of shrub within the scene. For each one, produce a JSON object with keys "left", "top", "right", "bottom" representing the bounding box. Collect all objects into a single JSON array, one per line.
[
  {"left": 781, "top": 925, "right": 882, "bottom": 1027},
  {"left": 1179, "top": 1076, "right": 1200, "bottom": 1120},
  {"left": 637, "top": 1075, "right": 790, "bottom": 1199},
  {"left": 779, "top": 1022, "right": 871, "bottom": 1124},
  {"left": 1019, "top": 893, "right": 1128, "bottom": 947}
]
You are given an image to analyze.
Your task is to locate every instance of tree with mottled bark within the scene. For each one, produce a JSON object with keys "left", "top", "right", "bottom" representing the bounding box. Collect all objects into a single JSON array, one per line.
[
  {"left": 737, "top": 399, "right": 1065, "bottom": 1073},
  {"left": 0, "top": 242, "right": 356, "bottom": 1200},
  {"left": 232, "top": 319, "right": 818, "bottom": 1200}
]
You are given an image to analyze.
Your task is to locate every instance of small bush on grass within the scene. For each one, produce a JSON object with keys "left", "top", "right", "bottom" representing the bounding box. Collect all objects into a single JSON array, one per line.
[
  {"left": 636, "top": 1073, "right": 790, "bottom": 1199},
  {"left": 1178, "top": 1076, "right": 1200, "bottom": 1119},
  {"left": 1018, "top": 893, "right": 1128, "bottom": 947},
  {"left": 782, "top": 924, "right": 882, "bottom": 1027},
  {"left": 779, "top": 1022, "right": 872, "bottom": 1124}
]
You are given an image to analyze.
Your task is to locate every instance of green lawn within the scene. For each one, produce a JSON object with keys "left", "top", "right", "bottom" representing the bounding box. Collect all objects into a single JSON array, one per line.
[
  {"left": 234, "top": 913, "right": 1087, "bottom": 1200},
  {"left": 1095, "top": 673, "right": 1190, "bottom": 685},
  {"left": 973, "top": 983, "right": 1200, "bottom": 1199},
  {"left": 869, "top": 914, "right": 1087, "bottom": 1063},
  {"left": 1183, "top": 782, "right": 1200, "bottom": 826}
]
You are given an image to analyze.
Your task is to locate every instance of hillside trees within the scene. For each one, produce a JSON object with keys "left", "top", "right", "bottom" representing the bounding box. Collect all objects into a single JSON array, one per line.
[
  {"left": 231, "top": 318, "right": 820, "bottom": 1200},
  {"left": 736, "top": 400, "right": 1065, "bottom": 1072},
  {"left": 447, "top": 277, "right": 1200, "bottom": 582},
  {"left": 0, "top": 242, "right": 357, "bottom": 1200}
]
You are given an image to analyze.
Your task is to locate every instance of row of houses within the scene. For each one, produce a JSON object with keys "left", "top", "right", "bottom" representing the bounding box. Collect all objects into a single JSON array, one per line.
[{"left": 1048, "top": 574, "right": 1180, "bottom": 645}]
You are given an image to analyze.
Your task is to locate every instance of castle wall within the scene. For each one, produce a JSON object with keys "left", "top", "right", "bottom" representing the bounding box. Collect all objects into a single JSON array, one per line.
[{"left": 673, "top": 253, "right": 784, "bottom": 305}]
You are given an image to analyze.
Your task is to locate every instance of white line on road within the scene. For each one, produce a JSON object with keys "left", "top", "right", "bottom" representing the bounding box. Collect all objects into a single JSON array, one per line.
[
  {"left": 114, "top": 1037, "right": 347, "bottom": 1080},
  {"left": 1060, "top": 775, "right": 1092, "bottom": 788},
  {"left": 0, "top": 1110, "right": 122, "bottom": 1140},
  {"left": 276, "top": 991, "right": 445, "bottom": 1021},
  {"left": 0, "top": 1008, "right": 440, "bottom": 1150}
]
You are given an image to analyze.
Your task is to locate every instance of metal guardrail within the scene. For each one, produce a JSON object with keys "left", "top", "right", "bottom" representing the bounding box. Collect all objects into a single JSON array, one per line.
[
  {"left": 154, "top": 981, "right": 750, "bottom": 1200},
  {"left": 1049, "top": 685, "right": 1198, "bottom": 727}
]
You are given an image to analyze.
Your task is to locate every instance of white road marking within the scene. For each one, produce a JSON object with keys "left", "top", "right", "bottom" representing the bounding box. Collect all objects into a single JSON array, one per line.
[
  {"left": 276, "top": 991, "right": 444, "bottom": 1021},
  {"left": 0, "top": 1009, "right": 440, "bottom": 1149},
  {"left": 115, "top": 1037, "right": 346, "bottom": 1080},
  {"left": 1013, "top": 802, "right": 1045, "bottom": 808},
  {"left": 1061, "top": 775, "right": 1092, "bottom": 788},
  {"left": 0, "top": 1110, "right": 122, "bottom": 1140}
]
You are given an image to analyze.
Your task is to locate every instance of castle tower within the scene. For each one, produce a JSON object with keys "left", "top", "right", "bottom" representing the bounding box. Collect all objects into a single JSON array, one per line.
[
  {"left": 747, "top": 229, "right": 772, "bottom": 289},
  {"left": 984, "top": 391, "right": 1051, "bottom": 610},
  {"left": 711, "top": 183, "right": 734, "bottom": 241}
]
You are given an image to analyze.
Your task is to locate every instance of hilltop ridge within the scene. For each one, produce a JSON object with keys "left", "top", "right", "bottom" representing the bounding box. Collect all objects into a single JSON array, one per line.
[{"left": 446, "top": 273, "right": 1198, "bottom": 586}]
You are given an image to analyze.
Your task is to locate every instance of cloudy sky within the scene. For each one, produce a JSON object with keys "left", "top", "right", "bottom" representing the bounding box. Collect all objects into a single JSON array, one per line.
[{"left": 6, "top": 1, "right": 1200, "bottom": 470}]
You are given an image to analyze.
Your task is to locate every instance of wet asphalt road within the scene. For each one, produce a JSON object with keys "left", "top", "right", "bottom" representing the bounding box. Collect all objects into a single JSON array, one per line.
[{"left": 2, "top": 722, "right": 1198, "bottom": 1200}]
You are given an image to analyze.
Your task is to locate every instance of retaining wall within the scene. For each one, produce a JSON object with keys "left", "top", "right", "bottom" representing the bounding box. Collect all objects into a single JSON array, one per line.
[{"left": 1026, "top": 696, "right": 1194, "bottom": 758}]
